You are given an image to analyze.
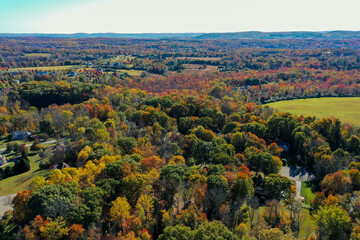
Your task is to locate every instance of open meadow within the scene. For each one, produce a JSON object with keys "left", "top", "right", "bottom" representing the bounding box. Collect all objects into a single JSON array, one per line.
[
  {"left": 11, "top": 65, "right": 79, "bottom": 71},
  {"left": 266, "top": 97, "right": 360, "bottom": 126},
  {"left": 24, "top": 53, "right": 51, "bottom": 57}
]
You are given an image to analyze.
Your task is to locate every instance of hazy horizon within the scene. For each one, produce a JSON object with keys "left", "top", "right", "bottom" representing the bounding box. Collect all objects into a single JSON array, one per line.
[
  {"left": 1, "top": 30, "right": 360, "bottom": 35},
  {"left": 1, "top": 0, "right": 359, "bottom": 33}
]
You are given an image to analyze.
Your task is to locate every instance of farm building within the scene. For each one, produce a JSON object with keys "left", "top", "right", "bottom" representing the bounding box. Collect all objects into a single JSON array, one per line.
[{"left": 54, "top": 162, "right": 70, "bottom": 170}]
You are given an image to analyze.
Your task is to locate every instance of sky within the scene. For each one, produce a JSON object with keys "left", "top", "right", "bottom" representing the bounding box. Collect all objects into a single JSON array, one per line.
[{"left": 0, "top": 0, "right": 359, "bottom": 33}]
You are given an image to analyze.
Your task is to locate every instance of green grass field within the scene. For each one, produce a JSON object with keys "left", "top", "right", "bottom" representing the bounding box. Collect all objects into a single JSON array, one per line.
[
  {"left": 118, "top": 69, "right": 145, "bottom": 76},
  {"left": 266, "top": 97, "right": 360, "bottom": 126},
  {"left": 0, "top": 139, "right": 29, "bottom": 150},
  {"left": 24, "top": 53, "right": 51, "bottom": 57},
  {"left": 176, "top": 57, "right": 221, "bottom": 61},
  {"left": 99, "top": 55, "right": 135, "bottom": 65},
  {"left": 0, "top": 153, "right": 51, "bottom": 196},
  {"left": 12, "top": 65, "right": 79, "bottom": 71}
]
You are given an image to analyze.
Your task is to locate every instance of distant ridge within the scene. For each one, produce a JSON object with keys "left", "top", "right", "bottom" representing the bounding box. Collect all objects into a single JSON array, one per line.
[
  {"left": 0, "top": 31, "right": 359, "bottom": 40},
  {"left": 0, "top": 33, "right": 202, "bottom": 39},
  {"left": 194, "top": 31, "right": 360, "bottom": 40}
]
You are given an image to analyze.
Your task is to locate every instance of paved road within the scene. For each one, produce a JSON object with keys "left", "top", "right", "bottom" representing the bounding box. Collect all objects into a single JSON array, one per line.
[
  {"left": 0, "top": 139, "right": 59, "bottom": 153},
  {"left": 295, "top": 181, "right": 302, "bottom": 198}
]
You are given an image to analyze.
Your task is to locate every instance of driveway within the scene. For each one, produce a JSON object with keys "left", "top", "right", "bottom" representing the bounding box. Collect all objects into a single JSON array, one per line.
[
  {"left": 281, "top": 166, "right": 314, "bottom": 198},
  {"left": 0, "top": 194, "right": 16, "bottom": 215},
  {"left": 280, "top": 166, "right": 314, "bottom": 182}
]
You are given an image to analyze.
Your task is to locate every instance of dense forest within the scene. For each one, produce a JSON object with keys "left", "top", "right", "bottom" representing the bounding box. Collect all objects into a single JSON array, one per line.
[{"left": 0, "top": 37, "right": 359, "bottom": 240}]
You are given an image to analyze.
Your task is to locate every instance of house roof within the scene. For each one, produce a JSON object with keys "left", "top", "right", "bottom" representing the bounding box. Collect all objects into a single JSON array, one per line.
[{"left": 55, "top": 162, "right": 70, "bottom": 170}]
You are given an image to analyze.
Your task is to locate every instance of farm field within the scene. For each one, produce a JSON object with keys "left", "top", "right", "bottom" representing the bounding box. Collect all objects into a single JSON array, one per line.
[
  {"left": 11, "top": 65, "right": 80, "bottom": 71},
  {"left": 266, "top": 97, "right": 360, "bottom": 126},
  {"left": 24, "top": 53, "right": 51, "bottom": 57},
  {"left": 117, "top": 69, "right": 145, "bottom": 76},
  {"left": 176, "top": 57, "right": 221, "bottom": 61}
]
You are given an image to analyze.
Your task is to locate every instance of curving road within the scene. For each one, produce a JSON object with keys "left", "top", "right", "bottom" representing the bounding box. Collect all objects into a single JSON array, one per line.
[{"left": 0, "top": 139, "right": 59, "bottom": 153}]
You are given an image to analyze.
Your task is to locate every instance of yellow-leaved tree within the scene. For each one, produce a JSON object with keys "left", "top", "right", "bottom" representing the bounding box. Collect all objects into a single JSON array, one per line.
[
  {"left": 110, "top": 197, "right": 131, "bottom": 232},
  {"left": 136, "top": 194, "right": 154, "bottom": 230}
]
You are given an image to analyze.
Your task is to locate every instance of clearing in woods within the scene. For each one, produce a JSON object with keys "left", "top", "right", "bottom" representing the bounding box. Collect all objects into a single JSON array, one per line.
[
  {"left": 24, "top": 53, "right": 52, "bottom": 57},
  {"left": 266, "top": 97, "right": 360, "bottom": 126},
  {"left": 11, "top": 65, "right": 78, "bottom": 71}
]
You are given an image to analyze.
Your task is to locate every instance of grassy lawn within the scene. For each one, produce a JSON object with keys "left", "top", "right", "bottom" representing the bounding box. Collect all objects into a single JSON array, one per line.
[
  {"left": 0, "top": 153, "right": 52, "bottom": 196},
  {"left": 265, "top": 97, "right": 360, "bottom": 126},
  {"left": 0, "top": 138, "right": 65, "bottom": 195},
  {"left": 0, "top": 139, "right": 30, "bottom": 150},
  {"left": 299, "top": 208, "right": 316, "bottom": 239},
  {"left": 250, "top": 204, "right": 315, "bottom": 238},
  {"left": 301, "top": 181, "right": 317, "bottom": 205}
]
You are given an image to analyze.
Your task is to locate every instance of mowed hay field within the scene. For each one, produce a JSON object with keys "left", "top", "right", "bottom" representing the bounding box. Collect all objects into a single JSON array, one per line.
[
  {"left": 266, "top": 97, "right": 360, "bottom": 126},
  {"left": 12, "top": 65, "right": 78, "bottom": 71},
  {"left": 24, "top": 53, "right": 51, "bottom": 57}
]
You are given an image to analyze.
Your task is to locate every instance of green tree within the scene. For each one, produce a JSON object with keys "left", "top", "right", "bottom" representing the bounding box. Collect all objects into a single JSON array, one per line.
[
  {"left": 238, "top": 123, "right": 268, "bottom": 140},
  {"left": 169, "top": 103, "right": 188, "bottom": 118},
  {"left": 314, "top": 204, "right": 352, "bottom": 240},
  {"left": 263, "top": 174, "right": 295, "bottom": 200},
  {"left": 231, "top": 132, "right": 246, "bottom": 153},
  {"left": 28, "top": 184, "right": 77, "bottom": 219},
  {"left": 205, "top": 175, "right": 229, "bottom": 220},
  {"left": 159, "top": 225, "right": 195, "bottom": 240},
  {"left": 40, "top": 119, "right": 55, "bottom": 135},
  {"left": 160, "top": 164, "right": 186, "bottom": 209},
  {"left": 245, "top": 149, "right": 282, "bottom": 175},
  {"left": 347, "top": 135, "right": 360, "bottom": 155},
  {"left": 268, "top": 113, "right": 298, "bottom": 142},
  {"left": 194, "top": 221, "right": 239, "bottom": 240},
  {"left": 117, "top": 137, "right": 137, "bottom": 155},
  {"left": 194, "top": 141, "right": 213, "bottom": 165},
  {"left": 13, "top": 152, "right": 30, "bottom": 175},
  {"left": 223, "top": 122, "right": 238, "bottom": 134}
]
